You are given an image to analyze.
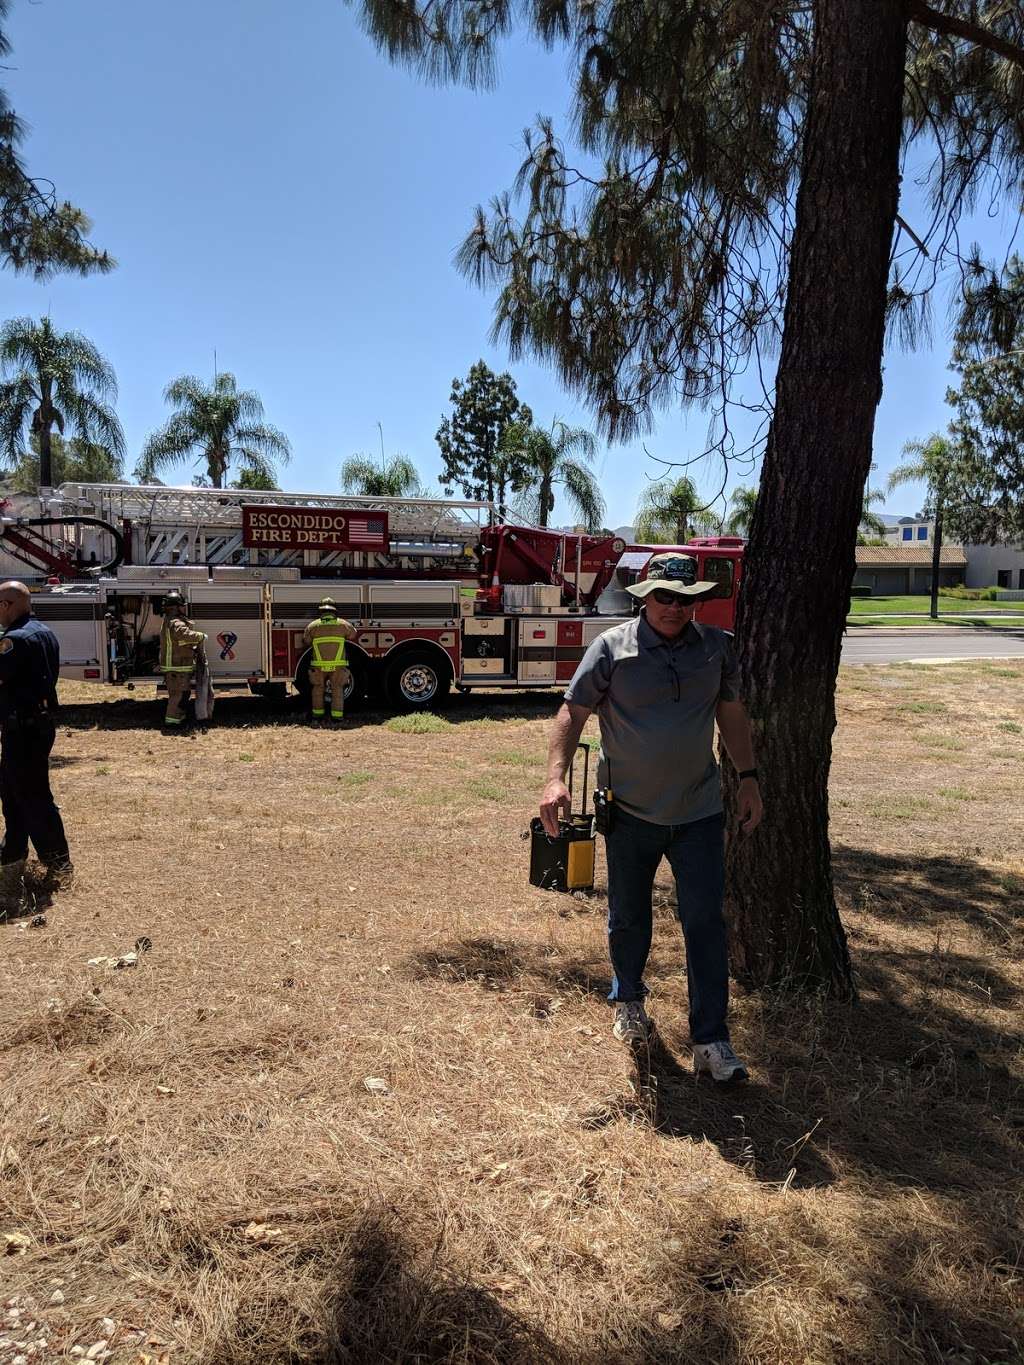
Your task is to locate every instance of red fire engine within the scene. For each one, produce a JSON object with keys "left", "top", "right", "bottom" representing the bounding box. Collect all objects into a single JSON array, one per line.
[{"left": 0, "top": 483, "right": 742, "bottom": 711}]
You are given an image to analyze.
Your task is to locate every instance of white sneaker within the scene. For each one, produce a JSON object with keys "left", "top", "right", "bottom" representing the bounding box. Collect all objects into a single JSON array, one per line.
[
  {"left": 693, "top": 1041, "right": 748, "bottom": 1083},
  {"left": 612, "top": 1001, "right": 652, "bottom": 1044}
]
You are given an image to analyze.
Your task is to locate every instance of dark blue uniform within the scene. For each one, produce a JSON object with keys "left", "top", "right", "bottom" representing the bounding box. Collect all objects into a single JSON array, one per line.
[{"left": 0, "top": 613, "right": 70, "bottom": 868}]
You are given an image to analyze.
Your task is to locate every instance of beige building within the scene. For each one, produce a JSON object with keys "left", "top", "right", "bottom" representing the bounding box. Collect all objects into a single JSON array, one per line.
[
  {"left": 853, "top": 545, "right": 967, "bottom": 596},
  {"left": 881, "top": 518, "right": 1024, "bottom": 591}
]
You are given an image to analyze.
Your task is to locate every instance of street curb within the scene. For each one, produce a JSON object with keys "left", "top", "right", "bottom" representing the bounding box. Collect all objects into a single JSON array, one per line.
[{"left": 847, "top": 625, "right": 1024, "bottom": 636}]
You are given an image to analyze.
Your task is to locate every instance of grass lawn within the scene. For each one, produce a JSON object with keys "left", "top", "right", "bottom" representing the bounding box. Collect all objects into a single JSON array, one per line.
[
  {"left": 849, "top": 594, "right": 1021, "bottom": 615},
  {"left": 2, "top": 666, "right": 1023, "bottom": 1363},
  {"left": 847, "top": 614, "right": 1024, "bottom": 628}
]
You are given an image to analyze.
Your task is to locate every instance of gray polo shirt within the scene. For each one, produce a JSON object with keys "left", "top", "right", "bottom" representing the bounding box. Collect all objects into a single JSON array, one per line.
[{"left": 564, "top": 613, "right": 741, "bottom": 826}]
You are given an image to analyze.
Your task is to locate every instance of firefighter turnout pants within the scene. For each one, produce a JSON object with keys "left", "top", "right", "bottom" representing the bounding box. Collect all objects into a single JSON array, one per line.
[
  {"left": 165, "top": 674, "right": 191, "bottom": 725},
  {"left": 310, "top": 668, "right": 345, "bottom": 720},
  {"left": 0, "top": 712, "right": 70, "bottom": 867}
]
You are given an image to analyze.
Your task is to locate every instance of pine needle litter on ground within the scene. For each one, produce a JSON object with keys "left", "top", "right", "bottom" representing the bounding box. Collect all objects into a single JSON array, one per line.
[{"left": 1, "top": 661, "right": 1022, "bottom": 1364}]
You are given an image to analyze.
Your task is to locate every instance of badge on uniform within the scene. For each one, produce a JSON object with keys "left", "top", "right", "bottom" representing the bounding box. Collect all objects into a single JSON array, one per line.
[{"left": 0, "top": 639, "right": 12, "bottom": 654}]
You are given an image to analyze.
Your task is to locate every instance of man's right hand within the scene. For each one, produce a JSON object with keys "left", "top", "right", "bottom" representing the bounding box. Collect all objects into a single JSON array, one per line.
[{"left": 539, "top": 779, "right": 571, "bottom": 836}]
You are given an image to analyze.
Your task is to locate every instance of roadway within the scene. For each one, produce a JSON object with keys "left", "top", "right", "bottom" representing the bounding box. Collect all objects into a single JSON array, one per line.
[{"left": 842, "top": 626, "right": 1024, "bottom": 665}]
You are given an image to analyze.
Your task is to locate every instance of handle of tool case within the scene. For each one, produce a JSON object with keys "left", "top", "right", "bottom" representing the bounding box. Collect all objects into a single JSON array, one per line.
[{"left": 566, "top": 742, "right": 590, "bottom": 820}]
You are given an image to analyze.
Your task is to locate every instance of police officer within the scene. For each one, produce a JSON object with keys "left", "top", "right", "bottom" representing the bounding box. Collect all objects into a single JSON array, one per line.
[
  {"left": 159, "top": 590, "right": 207, "bottom": 728},
  {"left": 0, "top": 580, "right": 72, "bottom": 915},
  {"left": 302, "top": 597, "right": 356, "bottom": 724}
]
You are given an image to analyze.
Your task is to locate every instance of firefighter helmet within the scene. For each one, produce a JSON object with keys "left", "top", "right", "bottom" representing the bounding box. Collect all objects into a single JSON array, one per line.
[
  {"left": 162, "top": 590, "right": 187, "bottom": 612},
  {"left": 317, "top": 596, "right": 338, "bottom": 615}
]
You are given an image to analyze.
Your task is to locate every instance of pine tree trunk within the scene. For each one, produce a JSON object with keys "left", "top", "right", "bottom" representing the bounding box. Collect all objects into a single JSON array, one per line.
[
  {"left": 725, "top": 0, "right": 908, "bottom": 996},
  {"left": 930, "top": 504, "right": 943, "bottom": 619}
]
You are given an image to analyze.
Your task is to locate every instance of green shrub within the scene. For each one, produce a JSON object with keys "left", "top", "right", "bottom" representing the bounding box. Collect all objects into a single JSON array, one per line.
[
  {"left": 849, "top": 586, "right": 872, "bottom": 598},
  {"left": 943, "top": 585, "right": 974, "bottom": 599},
  {"left": 944, "top": 584, "right": 999, "bottom": 601}
]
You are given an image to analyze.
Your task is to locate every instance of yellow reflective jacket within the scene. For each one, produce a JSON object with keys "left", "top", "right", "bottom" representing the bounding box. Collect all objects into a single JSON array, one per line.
[
  {"left": 302, "top": 614, "right": 354, "bottom": 672},
  {"left": 160, "top": 614, "right": 206, "bottom": 673}
]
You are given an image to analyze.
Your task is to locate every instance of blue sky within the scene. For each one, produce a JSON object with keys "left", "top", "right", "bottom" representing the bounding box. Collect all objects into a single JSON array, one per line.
[{"left": 1, "top": 0, "right": 1014, "bottom": 527}]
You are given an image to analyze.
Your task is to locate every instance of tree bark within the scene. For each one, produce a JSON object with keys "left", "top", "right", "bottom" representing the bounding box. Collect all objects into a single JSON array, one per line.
[
  {"left": 38, "top": 420, "right": 53, "bottom": 490},
  {"left": 539, "top": 471, "right": 552, "bottom": 527},
  {"left": 725, "top": 0, "right": 909, "bottom": 997},
  {"left": 38, "top": 378, "right": 53, "bottom": 490},
  {"left": 929, "top": 502, "right": 943, "bottom": 620}
]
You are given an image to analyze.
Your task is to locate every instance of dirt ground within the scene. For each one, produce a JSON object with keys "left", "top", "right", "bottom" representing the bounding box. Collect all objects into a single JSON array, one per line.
[{"left": 1, "top": 661, "right": 1022, "bottom": 1364}]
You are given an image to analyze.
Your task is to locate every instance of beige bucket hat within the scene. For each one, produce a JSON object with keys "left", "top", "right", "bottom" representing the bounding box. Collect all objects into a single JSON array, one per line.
[{"left": 626, "top": 552, "right": 719, "bottom": 601}]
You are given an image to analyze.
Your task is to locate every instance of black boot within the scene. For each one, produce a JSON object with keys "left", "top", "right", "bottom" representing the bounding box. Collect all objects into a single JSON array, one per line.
[{"left": 40, "top": 859, "right": 74, "bottom": 893}]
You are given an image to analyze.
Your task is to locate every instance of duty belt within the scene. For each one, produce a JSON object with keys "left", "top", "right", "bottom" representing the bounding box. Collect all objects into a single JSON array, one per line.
[{"left": 5, "top": 699, "right": 52, "bottom": 721}]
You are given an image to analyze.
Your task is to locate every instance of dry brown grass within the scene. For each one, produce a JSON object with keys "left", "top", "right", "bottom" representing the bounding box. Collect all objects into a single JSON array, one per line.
[{"left": 1, "top": 662, "right": 1022, "bottom": 1364}]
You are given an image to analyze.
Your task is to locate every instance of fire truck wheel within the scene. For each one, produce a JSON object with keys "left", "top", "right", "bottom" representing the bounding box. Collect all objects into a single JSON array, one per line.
[
  {"left": 384, "top": 649, "right": 451, "bottom": 711},
  {"left": 293, "top": 649, "right": 366, "bottom": 711}
]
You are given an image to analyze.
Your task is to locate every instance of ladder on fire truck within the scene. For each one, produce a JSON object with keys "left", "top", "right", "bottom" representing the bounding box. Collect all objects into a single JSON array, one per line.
[{"left": 29, "top": 483, "right": 495, "bottom": 575}]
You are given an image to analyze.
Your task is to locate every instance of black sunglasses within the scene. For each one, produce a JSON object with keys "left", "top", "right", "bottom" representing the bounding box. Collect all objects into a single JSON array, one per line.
[{"left": 650, "top": 588, "right": 690, "bottom": 606}]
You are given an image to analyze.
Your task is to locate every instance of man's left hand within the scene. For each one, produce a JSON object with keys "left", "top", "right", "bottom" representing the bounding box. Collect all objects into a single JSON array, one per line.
[{"left": 737, "top": 777, "right": 763, "bottom": 835}]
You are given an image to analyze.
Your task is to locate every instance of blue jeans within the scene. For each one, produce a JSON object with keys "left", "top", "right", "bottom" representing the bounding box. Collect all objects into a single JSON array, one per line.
[{"left": 605, "top": 808, "right": 729, "bottom": 1044}]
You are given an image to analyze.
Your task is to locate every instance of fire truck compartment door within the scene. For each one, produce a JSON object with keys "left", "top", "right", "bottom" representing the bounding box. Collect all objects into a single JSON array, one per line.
[
  {"left": 188, "top": 585, "right": 266, "bottom": 677},
  {"left": 267, "top": 584, "right": 363, "bottom": 627},
  {"left": 461, "top": 615, "right": 514, "bottom": 675},
  {"left": 366, "top": 583, "right": 459, "bottom": 626},
  {"left": 31, "top": 590, "right": 106, "bottom": 677},
  {"left": 517, "top": 618, "right": 556, "bottom": 682}
]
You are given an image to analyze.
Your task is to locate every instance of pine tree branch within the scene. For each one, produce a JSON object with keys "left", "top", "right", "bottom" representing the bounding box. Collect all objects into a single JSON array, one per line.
[{"left": 906, "top": 0, "right": 1024, "bottom": 71}]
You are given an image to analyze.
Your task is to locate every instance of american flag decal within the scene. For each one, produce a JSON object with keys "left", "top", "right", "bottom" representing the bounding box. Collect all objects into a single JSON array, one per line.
[{"left": 347, "top": 516, "right": 387, "bottom": 547}]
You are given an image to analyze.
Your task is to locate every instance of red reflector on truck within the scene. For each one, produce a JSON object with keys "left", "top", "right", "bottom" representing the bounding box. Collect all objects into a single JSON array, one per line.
[{"left": 84, "top": 668, "right": 101, "bottom": 678}]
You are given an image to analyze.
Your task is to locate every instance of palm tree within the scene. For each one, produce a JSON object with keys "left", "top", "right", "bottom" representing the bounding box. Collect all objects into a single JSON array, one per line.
[
  {"left": 633, "top": 475, "right": 708, "bottom": 544},
  {"left": 726, "top": 485, "right": 758, "bottom": 536},
  {"left": 887, "top": 434, "right": 959, "bottom": 620},
  {"left": 136, "top": 373, "right": 291, "bottom": 489},
  {"left": 0, "top": 316, "right": 124, "bottom": 488},
  {"left": 858, "top": 463, "right": 888, "bottom": 539},
  {"left": 340, "top": 454, "right": 422, "bottom": 497},
  {"left": 501, "top": 419, "right": 605, "bottom": 531}
]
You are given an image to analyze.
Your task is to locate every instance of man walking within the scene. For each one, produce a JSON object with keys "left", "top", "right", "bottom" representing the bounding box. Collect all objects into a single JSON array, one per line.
[
  {"left": 0, "top": 581, "right": 72, "bottom": 915},
  {"left": 302, "top": 597, "right": 356, "bottom": 724},
  {"left": 539, "top": 553, "right": 763, "bottom": 1082},
  {"left": 159, "top": 591, "right": 206, "bottom": 728}
]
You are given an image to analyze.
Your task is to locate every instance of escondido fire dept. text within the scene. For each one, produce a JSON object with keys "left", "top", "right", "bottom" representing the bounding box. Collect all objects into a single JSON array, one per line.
[{"left": 247, "top": 512, "right": 348, "bottom": 530}]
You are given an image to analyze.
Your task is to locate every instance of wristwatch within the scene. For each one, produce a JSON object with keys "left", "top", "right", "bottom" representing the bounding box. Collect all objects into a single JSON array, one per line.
[{"left": 737, "top": 768, "right": 759, "bottom": 781}]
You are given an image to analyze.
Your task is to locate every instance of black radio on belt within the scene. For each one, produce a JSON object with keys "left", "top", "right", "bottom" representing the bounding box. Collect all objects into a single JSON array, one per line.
[
  {"left": 593, "top": 785, "right": 615, "bottom": 836},
  {"left": 593, "top": 752, "right": 615, "bottom": 835}
]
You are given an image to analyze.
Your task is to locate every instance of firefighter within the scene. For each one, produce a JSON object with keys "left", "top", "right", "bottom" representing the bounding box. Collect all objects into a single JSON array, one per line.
[
  {"left": 0, "top": 580, "right": 72, "bottom": 916},
  {"left": 302, "top": 597, "right": 356, "bottom": 723},
  {"left": 159, "top": 590, "right": 206, "bottom": 728}
]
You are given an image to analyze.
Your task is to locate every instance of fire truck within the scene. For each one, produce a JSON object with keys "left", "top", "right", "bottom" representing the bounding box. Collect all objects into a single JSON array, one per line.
[{"left": 0, "top": 483, "right": 743, "bottom": 711}]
